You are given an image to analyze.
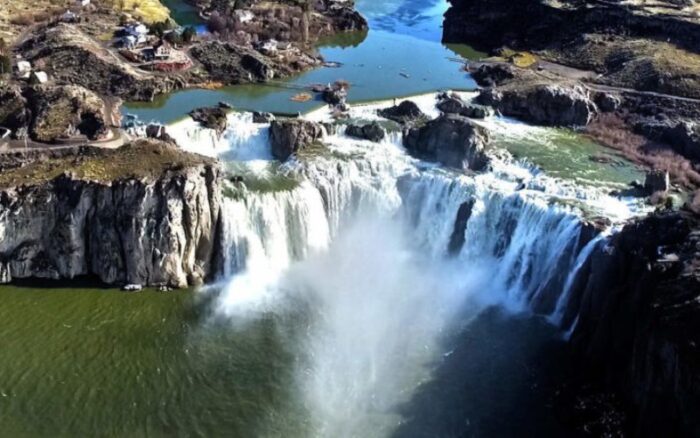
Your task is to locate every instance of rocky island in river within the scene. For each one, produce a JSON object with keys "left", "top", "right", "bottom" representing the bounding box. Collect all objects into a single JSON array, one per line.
[{"left": 0, "top": 0, "right": 698, "bottom": 437}]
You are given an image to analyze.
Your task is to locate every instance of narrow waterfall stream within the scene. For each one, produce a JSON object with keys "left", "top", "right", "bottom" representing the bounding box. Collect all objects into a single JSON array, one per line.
[{"left": 161, "top": 93, "right": 646, "bottom": 437}]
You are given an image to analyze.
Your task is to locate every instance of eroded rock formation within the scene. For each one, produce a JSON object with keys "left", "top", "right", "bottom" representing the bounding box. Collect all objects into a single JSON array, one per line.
[
  {"left": 269, "top": 119, "right": 325, "bottom": 161},
  {"left": 403, "top": 114, "right": 490, "bottom": 171},
  {"left": 561, "top": 212, "right": 700, "bottom": 437},
  {"left": 0, "top": 141, "right": 222, "bottom": 288}
]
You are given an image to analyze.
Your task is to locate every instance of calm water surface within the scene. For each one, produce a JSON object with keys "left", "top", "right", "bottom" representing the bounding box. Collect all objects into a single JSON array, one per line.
[
  {"left": 0, "top": 283, "right": 570, "bottom": 437},
  {"left": 124, "top": 0, "right": 483, "bottom": 122}
]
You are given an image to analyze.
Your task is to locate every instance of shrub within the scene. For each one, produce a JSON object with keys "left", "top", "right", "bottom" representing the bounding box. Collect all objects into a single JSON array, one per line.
[
  {"left": 181, "top": 26, "right": 196, "bottom": 43},
  {"left": 0, "top": 55, "right": 11, "bottom": 76}
]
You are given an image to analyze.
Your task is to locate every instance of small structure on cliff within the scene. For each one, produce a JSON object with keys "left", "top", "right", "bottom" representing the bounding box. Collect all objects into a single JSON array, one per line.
[{"left": 28, "top": 71, "right": 48, "bottom": 85}]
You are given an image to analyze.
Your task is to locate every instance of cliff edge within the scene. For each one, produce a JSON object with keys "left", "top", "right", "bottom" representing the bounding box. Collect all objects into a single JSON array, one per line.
[{"left": 0, "top": 140, "right": 222, "bottom": 288}]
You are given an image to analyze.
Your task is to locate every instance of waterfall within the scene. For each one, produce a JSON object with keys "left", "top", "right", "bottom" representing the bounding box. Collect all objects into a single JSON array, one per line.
[
  {"left": 216, "top": 182, "right": 330, "bottom": 316},
  {"left": 171, "top": 93, "right": 647, "bottom": 436}
]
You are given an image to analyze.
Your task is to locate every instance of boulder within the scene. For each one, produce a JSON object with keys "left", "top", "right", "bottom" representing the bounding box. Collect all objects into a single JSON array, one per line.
[
  {"left": 0, "top": 84, "right": 29, "bottom": 133},
  {"left": 379, "top": 100, "right": 426, "bottom": 124},
  {"left": 437, "top": 95, "right": 493, "bottom": 119},
  {"left": 253, "top": 111, "right": 275, "bottom": 123},
  {"left": 269, "top": 119, "right": 324, "bottom": 161},
  {"left": 27, "top": 85, "right": 108, "bottom": 143},
  {"left": 644, "top": 170, "right": 670, "bottom": 195},
  {"left": 403, "top": 114, "right": 490, "bottom": 171},
  {"left": 478, "top": 82, "right": 597, "bottom": 127},
  {"left": 470, "top": 63, "right": 516, "bottom": 87},
  {"left": 345, "top": 122, "right": 386, "bottom": 142},
  {"left": 322, "top": 87, "right": 347, "bottom": 105},
  {"left": 189, "top": 106, "right": 228, "bottom": 133},
  {"left": 437, "top": 96, "right": 467, "bottom": 114},
  {"left": 594, "top": 91, "right": 622, "bottom": 113},
  {"left": 145, "top": 124, "right": 175, "bottom": 143}
]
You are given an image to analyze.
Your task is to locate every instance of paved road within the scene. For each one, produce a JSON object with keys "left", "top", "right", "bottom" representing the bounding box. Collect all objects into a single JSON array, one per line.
[{"left": 0, "top": 127, "right": 131, "bottom": 154}]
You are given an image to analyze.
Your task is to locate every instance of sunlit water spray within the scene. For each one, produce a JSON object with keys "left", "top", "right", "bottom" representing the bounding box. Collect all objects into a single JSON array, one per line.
[{"left": 284, "top": 215, "right": 493, "bottom": 437}]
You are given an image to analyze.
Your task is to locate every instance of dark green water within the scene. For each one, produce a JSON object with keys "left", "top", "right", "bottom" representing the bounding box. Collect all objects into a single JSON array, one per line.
[
  {"left": 0, "top": 283, "right": 311, "bottom": 437},
  {"left": 124, "top": 0, "right": 484, "bottom": 123},
  {"left": 0, "top": 283, "right": 572, "bottom": 437}
]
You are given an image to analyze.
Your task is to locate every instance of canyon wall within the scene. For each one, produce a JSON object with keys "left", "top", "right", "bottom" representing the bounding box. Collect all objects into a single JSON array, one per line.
[
  {"left": 0, "top": 142, "right": 222, "bottom": 288},
  {"left": 558, "top": 212, "right": 700, "bottom": 436}
]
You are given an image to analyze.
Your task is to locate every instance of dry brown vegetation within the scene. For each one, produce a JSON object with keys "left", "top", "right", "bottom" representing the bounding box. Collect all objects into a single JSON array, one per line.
[
  {"left": 0, "top": 140, "right": 214, "bottom": 189},
  {"left": 545, "top": 35, "right": 700, "bottom": 99},
  {"left": 585, "top": 113, "right": 700, "bottom": 189}
]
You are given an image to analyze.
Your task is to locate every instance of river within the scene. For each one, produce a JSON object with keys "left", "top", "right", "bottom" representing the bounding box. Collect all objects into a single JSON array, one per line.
[
  {"left": 0, "top": 1, "right": 647, "bottom": 437},
  {"left": 125, "top": 0, "right": 483, "bottom": 122}
]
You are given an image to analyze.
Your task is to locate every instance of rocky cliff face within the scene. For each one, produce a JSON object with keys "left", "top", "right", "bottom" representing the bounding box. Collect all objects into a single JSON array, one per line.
[
  {"left": 560, "top": 212, "right": 700, "bottom": 436},
  {"left": 269, "top": 119, "right": 325, "bottom": 161},
  {"left": 403, "top": 114, "right": 491, "bottom": 171},
  {"left": 0, "top": 142, "right": 222, "bottom": 288},
  {"left": 443, "top": 0, "right": 700, "bottom": 53}
]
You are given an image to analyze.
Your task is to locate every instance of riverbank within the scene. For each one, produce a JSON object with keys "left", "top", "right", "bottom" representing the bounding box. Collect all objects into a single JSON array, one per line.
[{"left": 0, "top": 0, "right": 368, "bottom": 146}]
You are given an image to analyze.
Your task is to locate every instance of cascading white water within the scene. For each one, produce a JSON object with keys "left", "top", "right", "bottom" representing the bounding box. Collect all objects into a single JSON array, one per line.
[
  {"left": 216, "top": 182, "right": 330, "bottom": 316},
  {"left": 171, "top": 93, "right": 647, "bottom": 436}
]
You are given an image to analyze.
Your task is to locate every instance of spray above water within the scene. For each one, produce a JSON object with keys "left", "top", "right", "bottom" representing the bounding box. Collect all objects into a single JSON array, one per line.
[{"left": 283, "top": 215, "right": 493, "bottom": 437}]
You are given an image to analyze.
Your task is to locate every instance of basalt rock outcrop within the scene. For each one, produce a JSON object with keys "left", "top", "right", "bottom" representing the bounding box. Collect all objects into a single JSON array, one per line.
[
  {"left": 19, "top": 24, "right": 182, "bottom": 101},
  {"left": 443, "top": 0, "right": 700, "bottom": 57},
  {"left": 345, "top": 122, "right": 385, "bottom": 142},
  {"left": 189, "top": 106, "right": 229, "bottom": 134},
  {"left": 403, "top": 114, "right": 490, "bottom": 171},
  {"left": 478, "top": 80, "right": 597, "bottom": 127},
  {"left": 196, "top": 0, "right": 367, "bottom": 42},
  {"left": 269, "top": 119, "right": 324, "bottom": 161},
  {"left": 0, "top": 141, "right": 222, "bottom": 288},
  {"left": 190, "top": 42, "right": 279, "bottom": 83},
  {"left": 0, "top": 84, "right": 30, "bottom": 135},
  {"left": 27, "top": 85, "right": 108, "bottom": 142},
  {"left": 378, "top": 100, "right": 427, "bottom": 124},
  {"left": 0, "top": 83, "right": 110, "bottom": 142},
  {"left": 437, "top": 93, "right": 493, "bottom": 119},
  {"left": 558, "top": 212, "right": 700, "bottom": 437}
]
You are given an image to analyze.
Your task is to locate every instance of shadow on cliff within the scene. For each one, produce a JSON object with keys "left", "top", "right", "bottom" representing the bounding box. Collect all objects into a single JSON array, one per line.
[{"left": 390, "top": 307, "right": 575, "bottom": 438}]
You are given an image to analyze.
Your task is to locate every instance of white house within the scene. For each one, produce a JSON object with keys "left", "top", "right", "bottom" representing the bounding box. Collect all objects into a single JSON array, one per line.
[
  {"left": 16, "top": 60, "right": 31, "bottom": 79},
  {"left": 235, "top": 10, "right": 254, "bottom": 24},
  {"left": 153, "top": 40, "right": 171, "bottom": 60},
  {"left": 123, "top": 23, "right": 149, "bottom": 46},
  {"left": 120, "top": 35, "right": 138, "bottom": 49},
  {"left": 29, "top": 71, "right": 48, "bottom": 84}
]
